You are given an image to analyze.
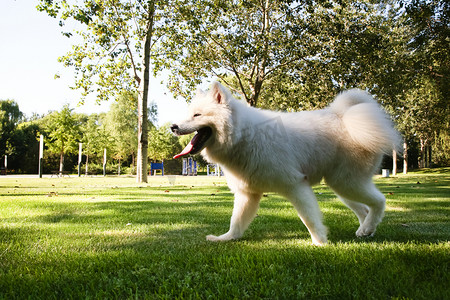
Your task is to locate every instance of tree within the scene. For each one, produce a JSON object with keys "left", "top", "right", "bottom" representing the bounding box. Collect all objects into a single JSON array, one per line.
[
  {"left": 0, "top": 100, "right": 23, "bottom": 160},
  {"left": 103, "top": 93, "right": 139, "bottom": 174},
  {"left": 405, "top": 0, "right": 449, "bottom": 98},
  {"left": 12, "top": 122, "right": 41, "bottom": 173},
  {"left": 0, "top": 101, "right": 41, "bottom": 173},
  {"left": 80, "top": 113, "right": 112, "bottom": 174},
  {"left": 37, "top": 0, "right": 161, "bottom": 182},
  {"left": 45, "top": 105, "right": 81, "bottom": 173},
  {"left": 159, "top": 0, "right": 323, "bottom": 106},
  {"left": 148, "top": 123, "right": 181, "bottom": 162},
  {"left": 103, "top": 92, "right": 157, "bottom": 174},
  {"left": 404, "top": 0, "right": 449, "bottom": 168},
  {"left": 158, "top": 0, "right": 397, "bottom": 109},
  {"left": 384, "top": 0, "right": 450, "bottom": 170}
]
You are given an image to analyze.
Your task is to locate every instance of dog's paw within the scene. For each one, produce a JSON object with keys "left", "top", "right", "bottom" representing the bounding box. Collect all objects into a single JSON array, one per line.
[
  {"left": 312, "top": 240, "right": 327, "bottom": 246},
  {"left": 311, "top": 236, "right": 328, "bottom": 246},
  {"left": 206, "top": 235, "right": 222, "bottom": 242},
  {"left": 206, "top": 232, "right": 239, "bottom": 242},
  {"left": 356, "top": 226, "right": 375, "bottom": 237}
]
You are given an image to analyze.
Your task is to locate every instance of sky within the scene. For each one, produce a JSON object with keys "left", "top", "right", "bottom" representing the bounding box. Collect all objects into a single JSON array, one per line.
[{"left": 0, "top": 0, "right": 188, "bottom": 126}]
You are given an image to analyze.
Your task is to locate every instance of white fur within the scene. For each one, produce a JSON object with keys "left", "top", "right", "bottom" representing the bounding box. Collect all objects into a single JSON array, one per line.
[{"left": 173, "top": 82, "right": 401, "bottom": 245}]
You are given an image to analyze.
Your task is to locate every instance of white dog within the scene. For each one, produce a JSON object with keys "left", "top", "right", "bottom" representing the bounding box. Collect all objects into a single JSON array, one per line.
[{"left": 172, "top": 82, "right": 400, "bottom": 245}]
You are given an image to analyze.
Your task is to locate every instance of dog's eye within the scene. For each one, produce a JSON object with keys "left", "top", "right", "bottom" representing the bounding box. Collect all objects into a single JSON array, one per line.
[{"left": 193, "top": 113, "right": 201, "bottom": 117}]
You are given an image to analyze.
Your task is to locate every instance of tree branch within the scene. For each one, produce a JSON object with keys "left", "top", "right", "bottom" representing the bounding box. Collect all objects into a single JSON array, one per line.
[
  {"left": 212, "top": 70, "right": 249, "bottom": 101},
  {"left": 230, "top": 65, "right": 250, "bottom": 102}
]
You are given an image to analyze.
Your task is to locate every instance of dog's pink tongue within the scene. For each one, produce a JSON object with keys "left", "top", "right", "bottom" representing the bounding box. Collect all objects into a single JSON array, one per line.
[{"left": 173, "top": 142, "right": 194, "bottom": 159}]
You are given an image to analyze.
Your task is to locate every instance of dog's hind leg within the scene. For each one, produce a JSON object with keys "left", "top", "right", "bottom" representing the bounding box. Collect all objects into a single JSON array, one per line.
[
  {"left": 337, "top": 196, "right": 369, "bottom": 226},
  {"left": 331, "top": 181, "right": 386, "bottom": 237},
  {"left": 283, "top": 184, "right": 328, "bottom": 246},
  {"left": 206, "top": 191, "right": 261, "bottom": 242}
]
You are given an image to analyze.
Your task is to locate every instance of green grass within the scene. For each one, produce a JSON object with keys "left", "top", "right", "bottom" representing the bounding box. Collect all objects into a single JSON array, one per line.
[{"left": 0, "top": 169, "right": 449, "bottom": 299}]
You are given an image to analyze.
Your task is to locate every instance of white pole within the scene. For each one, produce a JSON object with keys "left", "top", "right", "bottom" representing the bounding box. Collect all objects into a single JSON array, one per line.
[
  {"left": 78, "top": 143, "right": 82, "bottom": 177},
  {"left": 392, "top": 149, "right": 397, "bottom": 176},
  {"left": 39, "top": 135, "right": 43, "bottom": 178},
  {"left": 39, "top": 135, "right": 44, "bottom": 159},
  {"left": 79, "top": 143, "right": 82, "bottom": 164}
]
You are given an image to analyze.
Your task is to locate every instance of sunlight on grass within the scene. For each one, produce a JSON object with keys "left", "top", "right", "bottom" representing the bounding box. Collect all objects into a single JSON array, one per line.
[
  {"left": 385, "top": 205, "right": 411, "bottom": 212},
  {"left": 0, "top": 170, "right": 448, "bottom": 299}
]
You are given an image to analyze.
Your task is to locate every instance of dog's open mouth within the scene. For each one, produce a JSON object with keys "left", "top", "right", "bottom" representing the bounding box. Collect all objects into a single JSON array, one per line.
[{"left": 173, "top": 127, "right": 213, "bottom": 159}]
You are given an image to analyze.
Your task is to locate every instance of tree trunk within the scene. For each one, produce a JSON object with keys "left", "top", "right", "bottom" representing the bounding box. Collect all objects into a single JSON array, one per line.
[
  {"left": 250, "top": 77, "right": 263, "bottom": 107},
  {"left": 136, "top": 4, "right": 155, "bottom": 183},
  {"left": 85, "top": 155, "right": 89, "bottom": 175},
  {"left": 249, "top": 0, "right": 270, "bottom": 108},
  {"left": 403, "top": 140, "right": 408, "bottom": 174},
  {"left": 392, "top": 150, "right": 397, "bottom": 176},
  {"left": 59, "top": 152, "right": 64, "bottom": 174},
  {"left": 118, "top": 158, "right": 121, "bottom": 176},
  {"left": 428, "top": 145, "right": 432, "bottom": 168},
  {"left": 419, "top": 138, "right": 425, "bottom": 168}
]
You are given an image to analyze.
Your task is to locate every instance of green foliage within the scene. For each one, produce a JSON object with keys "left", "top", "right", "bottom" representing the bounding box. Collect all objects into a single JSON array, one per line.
[
  {"left": 385, "top": 0, "right": 449, "bottom": 167},
  {"left": 148, "top": 123, "right": 182, "bottom": 161},
  {"left": 0, "top": 170, "right": 448, "bottom": 298},
  {"left": 159, "top": 0, "right": 321, "bottom": 105},
  {"left": 84, "top": 161, "right": 121, "bottom": 175},
  {"left": 103, "top": 93, "right": 139, "bottom": 161},
  {"left": 37, "top": 0, "right": 154, "bottom": 102},
  {"left": 433, "top": 128, "right": 450, "bottom": 166},
  {"left": 158, "top": 0, "right": 448, "bottom": 168},
  {"left": 0, "top": 94, "right": 161, "bottom": 174},
  {"left": 81, "top": 113, "right": 110, "bottom": 157},
  {"left": 6, "top": 0, "right": 443, "bottom": 172},
  {"left": 37, "top": 0, "right": 166, "bottom": 182},
  {"left": 400, "top": 76, "right": 448, "bottom": 141},
  {"left": 261, "top": 1, "right": 404, "bottom": 111},
  {"left": 405, "top": 0, "right": 449, "bottom": 95},
  {"left": 78, "top": 113, "right": 113, "bottom": 173},
  {"left": 11, "top": 122, "right": 41, "bottom": 173},
  {"left": 45, "top": 104, "right": 81, "bottom": 171},
  {"left": 158, "top": 0, "right": 398, "bottom": 109},
  {"left": 0, "top": 100, "right": 22, "bottom": 131},
  {"left": 0, "top": 99, "right": 23, "bottom": 158}
]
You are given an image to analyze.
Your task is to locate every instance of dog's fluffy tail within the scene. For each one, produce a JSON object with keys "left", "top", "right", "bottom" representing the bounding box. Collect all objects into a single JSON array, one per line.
[{"left": 329, "top": 89, "right": 401, "bottom": 155}]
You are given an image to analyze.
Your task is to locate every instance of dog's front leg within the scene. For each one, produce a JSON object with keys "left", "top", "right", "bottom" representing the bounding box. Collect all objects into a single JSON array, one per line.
[{"left": 207, "top": 191, "right": 262, "bottom": 242}]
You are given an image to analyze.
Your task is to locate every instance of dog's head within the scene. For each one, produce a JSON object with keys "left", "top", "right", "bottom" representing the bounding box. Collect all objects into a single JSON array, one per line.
[{"left": 171, "top": 82, "right": 232, "bottom": 159}]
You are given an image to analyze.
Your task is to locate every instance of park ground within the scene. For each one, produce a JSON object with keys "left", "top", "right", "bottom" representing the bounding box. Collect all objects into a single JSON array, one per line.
[{"left": 0, "top": 169, "right": 449, "bottom": 299}]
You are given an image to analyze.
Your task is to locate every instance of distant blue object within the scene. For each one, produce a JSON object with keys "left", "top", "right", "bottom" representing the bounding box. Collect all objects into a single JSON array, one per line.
[{"left": 150, "top": 162, "right": 164, "bottom": 176}]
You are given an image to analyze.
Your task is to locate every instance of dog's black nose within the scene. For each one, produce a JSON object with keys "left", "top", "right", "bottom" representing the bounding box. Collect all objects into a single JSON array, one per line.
[{"left": 170, "top": 124, "right": 179, "bottom": 133}]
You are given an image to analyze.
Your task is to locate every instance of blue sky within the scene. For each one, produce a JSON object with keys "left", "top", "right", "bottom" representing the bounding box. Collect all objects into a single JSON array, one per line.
[{"left": 0, "top": 0, "right": 188, "bottom": 126}]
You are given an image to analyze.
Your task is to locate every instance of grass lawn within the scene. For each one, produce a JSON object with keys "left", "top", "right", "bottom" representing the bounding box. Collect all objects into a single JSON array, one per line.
[{"left": 0, "top": 169, "right": 449, "bottom": 299}]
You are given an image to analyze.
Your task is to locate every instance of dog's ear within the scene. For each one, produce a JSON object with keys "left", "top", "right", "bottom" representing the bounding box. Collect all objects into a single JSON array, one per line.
[{"left": 211, "top": 82, "right": 227, "bottom": 104}]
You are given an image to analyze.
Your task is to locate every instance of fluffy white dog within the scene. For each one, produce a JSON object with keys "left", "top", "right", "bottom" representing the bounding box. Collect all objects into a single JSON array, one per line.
[{"left": 172, "top": 82, "right": 400, "bottom": 245}]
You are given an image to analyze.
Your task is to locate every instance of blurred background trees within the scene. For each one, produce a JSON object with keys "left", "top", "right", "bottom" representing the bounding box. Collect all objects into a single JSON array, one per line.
[{"left": 1, "top": 0, "right": 448, "bottom": 174}]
